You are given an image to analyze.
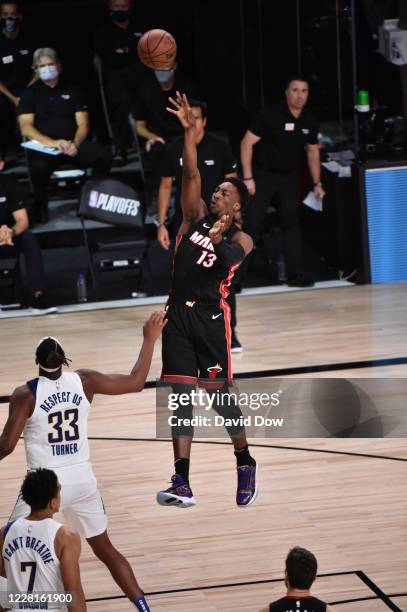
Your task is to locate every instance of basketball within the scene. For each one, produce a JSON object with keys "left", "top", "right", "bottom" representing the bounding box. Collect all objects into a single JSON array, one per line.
[{"left": 137, "top": 29, "right": 177, "bottom": 70}]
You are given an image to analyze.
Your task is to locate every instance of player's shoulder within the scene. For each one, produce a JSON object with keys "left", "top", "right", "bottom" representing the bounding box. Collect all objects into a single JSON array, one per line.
[
  {"left": 55, "top": 525, "right": 81, "bottom": 555},
  {"left": 11, "top": 383, "right": 34, "bottom": 401}
]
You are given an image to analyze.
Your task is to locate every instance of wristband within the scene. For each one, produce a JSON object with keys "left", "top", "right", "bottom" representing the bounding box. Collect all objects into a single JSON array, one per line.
[
  {"left": 313, "top": 181, "right": 322, "bottom": 187},
  {"left": 243, "top": 177, "right": 253, "bottom": 181}
]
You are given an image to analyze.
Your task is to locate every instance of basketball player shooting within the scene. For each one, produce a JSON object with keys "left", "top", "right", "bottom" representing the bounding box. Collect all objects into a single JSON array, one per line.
[{"left": 157, "top": 93, "right": 258, "bottom": 509}]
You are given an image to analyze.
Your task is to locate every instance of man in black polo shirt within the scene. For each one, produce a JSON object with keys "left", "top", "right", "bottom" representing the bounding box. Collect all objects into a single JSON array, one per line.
[
  {"left": 261, "top": 547, "right": 335, "bottom": 612},
  {"left": 156, "top": 99, "right": 243, "bottom": 351},
  {"left": 17, "top": 47, "right": 111, "bottom": 223},
  {"left": 0, "top": 1, "right": 38, "bottom": 158},
  {"left": 132, "top": 63, "right": 198, "bottom": 203},
  {"left": 241, "top": 76, "right": 325, "bottom": 286},
  {"left": 0, "top": 169, "right": 54, "bottom": 311},
  {"left": 94, "top": 0, "right": 147, "bottom": 162}
]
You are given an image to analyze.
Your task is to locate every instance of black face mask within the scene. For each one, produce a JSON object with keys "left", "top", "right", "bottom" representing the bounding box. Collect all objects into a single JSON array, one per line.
[
  {"left": 111, "top": 10, "right": 130, "bottom": 23},
  {"left": 1, "top": 17, "right": 19, "bottom": 33}
]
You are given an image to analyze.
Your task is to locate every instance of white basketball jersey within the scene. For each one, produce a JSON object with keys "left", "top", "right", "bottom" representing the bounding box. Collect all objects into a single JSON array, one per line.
[
  {"left": 24, "top": 372, "right": 91, "bottom": 470},
  {"left": 3, "top": 518, "right": 64, "bottom": 603}
]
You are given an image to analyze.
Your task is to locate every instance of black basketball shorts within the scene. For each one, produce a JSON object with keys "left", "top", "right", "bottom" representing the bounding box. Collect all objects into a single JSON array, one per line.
[{"left": 162, "top": 299, "right": 233, "bottom": 385}]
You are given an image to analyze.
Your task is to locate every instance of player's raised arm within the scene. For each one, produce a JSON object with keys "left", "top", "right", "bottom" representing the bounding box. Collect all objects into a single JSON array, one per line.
[
  {"left": 77, "top": 311, "right": 166, "bottom": 398},
  {"left": 166, "top": 92, "right": 206, "bottom": 227}
]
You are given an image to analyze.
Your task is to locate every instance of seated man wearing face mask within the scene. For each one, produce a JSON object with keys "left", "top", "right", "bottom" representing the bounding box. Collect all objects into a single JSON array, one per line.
[
  {"left": 17, "top": 47, "right": 112, "bottom": 224},
  {"left": 0, "top": 1, "right": 39, "bottom": 159},
  {"left": 94, "top": 0, "right": 148, "bottom": 164},
  {"left": 132, "top": 63, "right": 199, "bottom": 203}
]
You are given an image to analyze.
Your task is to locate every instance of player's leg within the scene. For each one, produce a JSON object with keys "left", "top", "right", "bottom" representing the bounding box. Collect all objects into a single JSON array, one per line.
[
  {"left": 157, "top": 302, "right": 198, "bottom": 508},
  {"left": 195, "top": 305, "right": 258, "bottom": 506},
  {"left": 87, "top": 531, "right": 150, "bottom": 611},
  {"left": 61, "top": 478, "right": 151, "bottom": 611}
]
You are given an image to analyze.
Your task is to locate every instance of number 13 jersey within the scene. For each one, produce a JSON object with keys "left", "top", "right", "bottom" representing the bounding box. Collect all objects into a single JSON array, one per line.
[
  {"left": 171, "top": 214, "right": 241, "bottom": 304},
  {"left": 23, "top": 372, "right": 90, "bottom": 470}
]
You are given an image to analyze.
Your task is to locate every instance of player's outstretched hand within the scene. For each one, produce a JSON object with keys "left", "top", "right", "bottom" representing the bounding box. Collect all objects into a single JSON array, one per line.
[
  {"left": 209, "top": 214, "right": 229, "bottom": 244},
  {"left": 143, "top": 311, "right": 167, "bottom": 342},
  {"left": 166, "top": 92, "right": 196, "bottom": 129}
]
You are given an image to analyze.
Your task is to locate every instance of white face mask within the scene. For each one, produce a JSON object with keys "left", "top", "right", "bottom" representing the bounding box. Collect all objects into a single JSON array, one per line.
[
  {"left": 38, "top": 65, "right": 58, "bottom": 81},
  {"left": 154, "top": 67, "right": 175, "bottom": 84}
]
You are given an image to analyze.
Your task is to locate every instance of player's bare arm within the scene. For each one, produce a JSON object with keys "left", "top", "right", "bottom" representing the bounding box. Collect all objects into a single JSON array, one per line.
[
  {"left": 0, "top": 387, "right": 34, "bottom": 461},
  {"left": 166, "top": 92, "right": 206, "bottom": 229},
  {"left": 55, "top": 527, "right": 86, "bottom": 611},
  {"left": 77, "top": 311, "right": 166, "bottom": 399}
]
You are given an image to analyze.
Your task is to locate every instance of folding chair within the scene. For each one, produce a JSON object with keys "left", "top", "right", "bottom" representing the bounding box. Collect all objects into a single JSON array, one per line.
[{"left": 78, "top": 177, "right": 150, "bottom": 299}]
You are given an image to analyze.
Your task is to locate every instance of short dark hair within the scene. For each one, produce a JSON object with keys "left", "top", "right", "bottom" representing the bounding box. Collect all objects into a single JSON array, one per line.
[
  {"left": 0, "top": 1, "right": 20, "bottom": 11},
  {"left": 286, "top": 547, "right": 318, "bottom": 589},
  {"left": 189, "top": 99, "right": 207, "bottom": 119},
  {"left": 285, "top": 75, "right": 309, "bottom": 90},
  {"left": 21, "top": 468, "right": 59, "bottom": 511},
  {"left": 36, "top": 337, "right": 71, "bottom": 371},
  {"left": 226, "top": 177, "right": 250, "bottom": 212}
]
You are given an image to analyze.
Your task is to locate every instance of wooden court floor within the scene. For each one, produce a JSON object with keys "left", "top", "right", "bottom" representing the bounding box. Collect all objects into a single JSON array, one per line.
[{"left": 1, "top": 284, "right": 407, "bottom": 611}]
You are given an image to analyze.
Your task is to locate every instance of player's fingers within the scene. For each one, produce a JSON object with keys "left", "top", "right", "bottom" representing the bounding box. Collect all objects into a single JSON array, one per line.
[{"left": 166, "top": 107, "right": 178, "bottom": 116}]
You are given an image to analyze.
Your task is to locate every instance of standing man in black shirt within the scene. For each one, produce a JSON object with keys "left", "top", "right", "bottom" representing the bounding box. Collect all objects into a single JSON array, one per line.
[
  {"left": 261, "top": 547, "right": 335, "bottom": 612},
  {"left": 132, "top": 65, "right": 198, "bottom": 204},
  {"left": 17, "top": 48, "right": 111, "bottom": 223},
  {"left": 0, "top": 170, "right": 54, "bottom": 311},
  {"left": 0, "top": 1, "right": 38, "bottom": 159},
  {"left": 94, "top": 0, "right": 147, "bottom": 162},
  {"left": 156, "top": 99, "right": 243, "bottom": 351},
  {"left": 241, "top": 76, "right": 325, "bottom": 286}
]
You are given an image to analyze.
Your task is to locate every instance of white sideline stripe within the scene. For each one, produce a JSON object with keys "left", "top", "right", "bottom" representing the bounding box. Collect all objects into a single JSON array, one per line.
[{"left": 0, "top": 280, "right": 353, "bottom": 319}]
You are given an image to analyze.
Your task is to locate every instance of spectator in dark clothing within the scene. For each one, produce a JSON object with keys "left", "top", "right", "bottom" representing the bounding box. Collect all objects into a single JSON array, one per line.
[
  {"left": 0, "top": 169, "right": 55, "bottom": 311},
  {"left": 261, "top": 547, "right": 335, "bottom": 612},
  {"left": 94, "top": 0, "right": 148, "bottom": 162},
  {"left": 132, "top": 63, "right": 199, "bottom": 204},
  {"left": 241, "top": 76, "right": 325, "bottom": 287},
  {"left": 0, "top": 1, "right": 39, "bottom": 158},
  {"left": 17, "top": 48, "right": 111, "bottom": 224}
]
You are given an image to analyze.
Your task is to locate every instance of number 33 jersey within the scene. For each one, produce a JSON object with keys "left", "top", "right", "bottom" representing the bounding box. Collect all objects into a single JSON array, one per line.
[
  {"left": 171, "top": 214, "right": 242, "bottom": 304},
  {"left": 23, "top": 372, "right": 90, "bottom": 470}
]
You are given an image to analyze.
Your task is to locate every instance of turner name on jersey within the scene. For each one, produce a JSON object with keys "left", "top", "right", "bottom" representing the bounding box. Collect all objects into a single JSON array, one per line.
[{"left": 24, "top": 372, "right": 91, "bottom": 469}]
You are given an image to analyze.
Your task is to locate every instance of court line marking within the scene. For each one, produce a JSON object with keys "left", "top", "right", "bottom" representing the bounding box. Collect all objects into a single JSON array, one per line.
[
  {"left": 1, "top": 355, "right": 407, "bottom": 404},
  {"left": 84, "top": 570, "right": 404, "bottom": 610},
  {"left": 87, "top": 437, "right": 407, "bottom": 463}
]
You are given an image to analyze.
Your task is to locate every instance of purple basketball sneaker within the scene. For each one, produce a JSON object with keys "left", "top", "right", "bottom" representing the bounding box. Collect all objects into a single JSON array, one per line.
[
  {"left": 156, "top": 474, "right": 196, "bottom": 508},
  {"left": 236, "top": 464, "right": 258, "bottom": 507}
]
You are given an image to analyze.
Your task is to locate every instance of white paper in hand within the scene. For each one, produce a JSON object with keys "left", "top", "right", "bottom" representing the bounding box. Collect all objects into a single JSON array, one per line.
[
  {"left": 21, "top": 140, "right": 61, "bottom": 156},
  {"left": 303, "top": 191, "right": 323, "bottom": 212}
]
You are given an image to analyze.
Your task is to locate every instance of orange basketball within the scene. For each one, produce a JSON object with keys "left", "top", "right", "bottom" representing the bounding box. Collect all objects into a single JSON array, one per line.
[{"left": 137, "top": 29, "right": 177, "bottom": 70}]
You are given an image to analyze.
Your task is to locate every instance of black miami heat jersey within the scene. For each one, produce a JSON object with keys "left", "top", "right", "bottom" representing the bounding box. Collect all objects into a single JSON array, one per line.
[
  {"left": 269, "top": 596, "right": 327, "bottom": 611},
  {"left": 171, "top": 214, "right": 241, "bottom": 304}
]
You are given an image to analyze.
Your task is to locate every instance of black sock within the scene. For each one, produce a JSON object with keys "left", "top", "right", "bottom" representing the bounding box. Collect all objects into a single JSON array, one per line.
[
  {"left": 234, "top": 445, "right": 256, "bottom": 467},
  {"left": 175, "top": 458, "right": 190, "bottom": 482}
]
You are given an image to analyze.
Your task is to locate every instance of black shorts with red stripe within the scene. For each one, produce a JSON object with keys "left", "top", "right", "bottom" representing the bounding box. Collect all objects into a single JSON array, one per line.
[{"left": 162, "top": 298, "right": 233, "bottom": 385}]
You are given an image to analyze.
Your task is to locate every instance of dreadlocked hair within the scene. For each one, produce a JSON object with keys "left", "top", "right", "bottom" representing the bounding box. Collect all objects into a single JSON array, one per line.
[{"left": 36, "top": 337, "right": 71, "bottom": 370}]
